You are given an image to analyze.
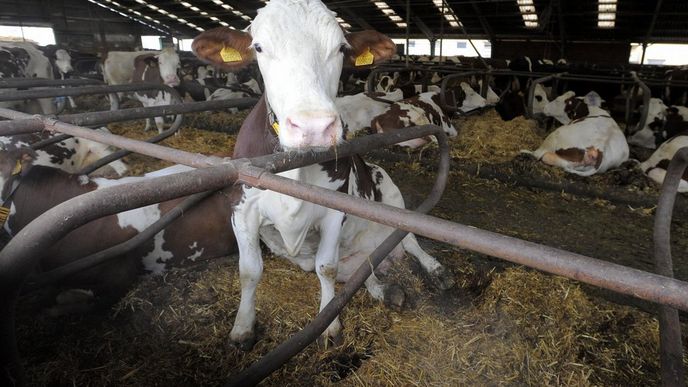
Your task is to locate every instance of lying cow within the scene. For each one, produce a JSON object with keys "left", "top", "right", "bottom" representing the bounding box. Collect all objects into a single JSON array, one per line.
[
  {"left": 103, "top": 47, "right": 181, "bottom": 133},
  {"left": 523, "top": 92, "right": 629, "bottom": 176},
  {"left": 0, "top": 150, "right": 233, "bottom": 308},
  {"left": 640, "top": 112, "right": 688, "bottom": 192},
  {"left": 495, "top": 83, "right": 550, "bottom": 121},
  {"left": 0, "top": 41, "right": 56, "bottom": 114},
  {"left": 370, "top": 91, "right": 458, "bottom": 148},
  {"left": 192, "top": 0, "right": 454, "bottom": 348},
  {"left": 0, "top": 128, "right": 128, "bottom": 177}
]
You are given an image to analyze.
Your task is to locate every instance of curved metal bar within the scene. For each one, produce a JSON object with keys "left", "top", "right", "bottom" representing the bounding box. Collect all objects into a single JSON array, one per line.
[
  {"left": 225, "top": 126, "right": 450, "bottom": 387},
  {"left": 653, "top": 147, "right": 688, "bottom": 387},
  {"left": 526, "top": 73, "right": 561, "bottom": 118},
  {"left": 631, "top": 72, "right": 652, "bottom": 135},
  {"left": 80, "top": 84, "right": 185, "bottom": 175},
  {"left": 438, "top": 70, "right": 487, "bottom": 113}
]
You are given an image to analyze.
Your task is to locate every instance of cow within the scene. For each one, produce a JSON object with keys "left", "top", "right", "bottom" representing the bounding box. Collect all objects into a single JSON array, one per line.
[
  {"left": 0, "top": 127, "right": 128, "bottom": 177},
  {"left": 0, "top": 150, "right": 234, "bottom": 311},
  {"left": 627, "top": 98, "right": 669, "bottom": 149},
  {"left": 0, "top": 41, "right": 56, "bottom": 115},
  {"left": 335, "top": 90, "right": 404, "bottom": 134},
  {"left": 495, "top": 83, "right": 550, "bottom": 121},
  {"left": 640, "top": 131, "right": 688, "bottom": 192},
  {"left": 522, "top": 93, "right": 629, "bottom": 176},
  {"left": 191, "top": 0, "right": 454, "bottom": 348},
  {"left": 36, "top": 45, "right": 78, "bottom": 110},
  {"left": 543, "top": 90, "right": 606, "bottom": 125},
  {"left": 369, "top": 91, "right": 458, "bottom": 148},
  {"left": 103, "top": 47, "right": 181, "bottom": 132}
]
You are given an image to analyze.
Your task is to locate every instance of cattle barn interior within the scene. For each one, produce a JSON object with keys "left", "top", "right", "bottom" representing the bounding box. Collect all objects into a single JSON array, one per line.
[{"left": 2, "top": 0, "right": 688, "bottom": 385}]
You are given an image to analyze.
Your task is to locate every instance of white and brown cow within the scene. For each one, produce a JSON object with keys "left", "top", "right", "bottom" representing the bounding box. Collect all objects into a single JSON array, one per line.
[
  {"left": 524, "top": 93, "right": 629, "bottom": 176},
  {"left": 640, "top": 109, "right": 688, "bottom": 191},
  {"left": 370, "top": 91, "right": 458, "bottom": 148},
  {"left": 334, "top": 89, "right": 404, "bottom": 134},
  {"left": 0, "top": 41, "right": 56, "bottom": 114},
  {"left": 0, "top": 150, "right": 235, "bottom": 307},
  {"left": 103, "top": 48, "right": 181, "bottom": 133},
  {"left": 0, "top": 128, "right": 128, "bottom": 177},
  {"left": 192, "top": 0, "right": 453, "bottom": 348}
]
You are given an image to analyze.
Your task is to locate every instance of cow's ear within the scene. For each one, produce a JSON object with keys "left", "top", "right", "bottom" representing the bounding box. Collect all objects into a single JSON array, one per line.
[
  {"left": 344, "top": 30, "right": 396, "bottom": 68},
  {"left": 192, "top": 27, "right": 254, "bottom": 71}
]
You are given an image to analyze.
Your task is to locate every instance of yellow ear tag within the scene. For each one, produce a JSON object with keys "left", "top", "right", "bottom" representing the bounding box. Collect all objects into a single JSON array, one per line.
[
  {"left": 271, "top": 121, "right": 280, "bottom": 135},
  {"left": 0, "top": 206, "right": 9, "bottom": 227},
  {"left": 355, "top": 47, "right": 374, "bottom": 67},
  {"left": 220, "top": 46, "right": 242, "bottom": 63},
  {"left": 11, "top": 160, "right": 21, "bottom": 176}
]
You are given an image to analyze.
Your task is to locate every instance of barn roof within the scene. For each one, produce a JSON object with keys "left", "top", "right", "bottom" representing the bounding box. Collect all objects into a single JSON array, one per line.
[{"left": 86, "top": 0, "right": 688, "bottom": 44}]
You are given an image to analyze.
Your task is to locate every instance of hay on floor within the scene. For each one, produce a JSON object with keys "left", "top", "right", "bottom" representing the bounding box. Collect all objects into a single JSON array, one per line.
[{"left": 451, "top": 110, "right": 543, "bottom": 163}]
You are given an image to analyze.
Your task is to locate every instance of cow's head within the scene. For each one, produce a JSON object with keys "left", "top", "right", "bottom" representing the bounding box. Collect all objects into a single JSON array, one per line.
[
  {"left": 0, "top": 147, "right": 35, "bottom": 198},
  {"left": 543, "top": 91, "right": 576, "bottom": 124},
  {"left": 73, "top": 128, "right": 129, "bottom": 177},
  {"left": 54, "top": 49, "right": 74, "bottom": 75},
  {"left": 192, "top": 0, "right": 395, "bottom": 148},
  {"left": 156, "top": 47, "right": 181, "bottom": 87}
]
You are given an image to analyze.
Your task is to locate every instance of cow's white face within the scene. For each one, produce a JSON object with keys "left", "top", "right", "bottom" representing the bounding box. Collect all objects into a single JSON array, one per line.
[
  {"left": 250, "top": 0, "right": 346, "bottom": 148},
  {"left": 544, "top": 91, "right": 576, "bottom": 124},
  {"left": 191, "top": 0, "right": 395, "bottom": 149},
  {"left": 532, "top": 83, "right": 549, "bottom": 114},
  {"left": 156, "top": 48, "right": 181, "bottom": 87},
  {"left": 54, "top": 49, "right": 73, "bottom": 75}
]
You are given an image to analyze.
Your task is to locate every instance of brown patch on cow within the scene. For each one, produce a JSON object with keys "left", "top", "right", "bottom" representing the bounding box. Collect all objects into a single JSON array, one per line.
[
  {"left": 344, "top": 30, "right": 395, "bottom": 68},
  {"left": 132, "top": 54, "right": 163, "bottom": 98},
  {"left": 593, "top": 149, "right": 604, "bottom": 169},
  {"left": 554, "top": 147, "right": 585, "bottom": 163},
  {"left": 321, "top": 155, "right": 381, "bottom": 200},
  {"left": 192, "top": 27, "right": 255, "bottom": 71},
  {"left": 232, "top": 96, "right": 280, "bottom": 159},
  {"left": 564, "top": 97, "right": 589, "bottom": 121}
]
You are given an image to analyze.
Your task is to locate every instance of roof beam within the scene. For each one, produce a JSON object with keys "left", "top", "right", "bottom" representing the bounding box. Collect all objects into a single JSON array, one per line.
[
  {"left": 412, "top": 16, "right": 435, "bottom": 41},
  {"left": 470, "top": 1, "right": 495, "bottom": 42},
  {"left": 643, "top": 0, "right": 664, "bottom": 42},
  {"left": 337, "top": 7, "right": 373, "bottom": 30}
]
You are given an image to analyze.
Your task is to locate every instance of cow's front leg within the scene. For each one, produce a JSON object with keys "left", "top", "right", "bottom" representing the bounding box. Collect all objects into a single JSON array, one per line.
[
  {"left": 230, "top": 209, "right": 262, "bottom": 350},
  {"left": 315, "top": 210, "right": 345, "bottom": 348}
]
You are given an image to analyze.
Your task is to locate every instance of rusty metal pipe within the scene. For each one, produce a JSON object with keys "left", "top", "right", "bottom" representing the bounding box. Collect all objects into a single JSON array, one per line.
[
  {"left": 0, "top": 83, "right": 178, "bottom": 102},
  {"left": 0, "top": 98, "right": 258, "bottom": 135},
  {"left": 653, "top": 147, "right": 688, "bottom": 386},
  {"left": 0, "top": 78, "right": 104, "bottom": 89},
  {"left": 226, "top": 127, "right": 450, "bottom": 387}
]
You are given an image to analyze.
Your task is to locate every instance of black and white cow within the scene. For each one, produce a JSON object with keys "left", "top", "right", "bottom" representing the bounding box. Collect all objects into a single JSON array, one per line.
[{"left": 0, "top": 41, "right": 56, "bottom": 114}]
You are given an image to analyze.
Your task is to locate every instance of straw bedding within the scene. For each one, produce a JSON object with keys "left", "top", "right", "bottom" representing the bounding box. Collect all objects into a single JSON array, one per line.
[{"left": 15, "top": 107, "right": 686, "bottom": 385}]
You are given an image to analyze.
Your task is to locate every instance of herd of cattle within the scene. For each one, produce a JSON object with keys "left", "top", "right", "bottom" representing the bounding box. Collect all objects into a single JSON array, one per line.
[{"left": 1, "top": 0, "right": 688, "bottom": 351}]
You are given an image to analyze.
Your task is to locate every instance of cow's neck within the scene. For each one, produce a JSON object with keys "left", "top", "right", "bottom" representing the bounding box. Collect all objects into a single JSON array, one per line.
[{"left": 232, "top": 96, "right": 280, "bottom": 159}]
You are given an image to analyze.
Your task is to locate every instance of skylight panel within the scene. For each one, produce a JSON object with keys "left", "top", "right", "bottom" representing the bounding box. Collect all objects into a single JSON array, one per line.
[
  {"left": 516, "top": 0, "right": 539, "bottom": 28},
  {"left": 598, "top": 0, "right": 617, "bottom": 28}
]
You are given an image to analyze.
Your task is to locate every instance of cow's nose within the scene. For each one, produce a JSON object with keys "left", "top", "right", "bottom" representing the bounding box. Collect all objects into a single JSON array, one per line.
[{"left": 284, "top": 113, "right": 340, "bottom": 147}]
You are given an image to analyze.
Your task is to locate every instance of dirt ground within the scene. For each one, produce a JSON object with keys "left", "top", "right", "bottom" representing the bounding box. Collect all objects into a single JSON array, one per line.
[{"left": 14, "top": 106, "right": 688, "bottom": 386}]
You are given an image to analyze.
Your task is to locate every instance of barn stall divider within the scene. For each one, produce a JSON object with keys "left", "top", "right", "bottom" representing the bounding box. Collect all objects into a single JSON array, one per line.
[{"left": 0, "top": 84, "right": 685, "bottom": 386}]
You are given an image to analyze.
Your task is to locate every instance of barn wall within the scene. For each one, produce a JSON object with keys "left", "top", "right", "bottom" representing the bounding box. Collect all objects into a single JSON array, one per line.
[
  {"left": 0, "top": 0, "right": 163, "bottom": 53},
  {"left": 491, "top": 41, "right": 631, "bottom": 65}
]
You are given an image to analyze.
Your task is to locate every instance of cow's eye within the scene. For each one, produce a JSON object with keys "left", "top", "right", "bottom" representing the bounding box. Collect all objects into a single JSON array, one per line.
[{"left": 254, "top": 43, "right": 263, "bottom": 53}]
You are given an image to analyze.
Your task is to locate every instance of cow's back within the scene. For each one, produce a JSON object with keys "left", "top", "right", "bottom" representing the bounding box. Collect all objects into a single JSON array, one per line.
[{"left": 104, "top": 50, "right": 159, "bottom": 85}]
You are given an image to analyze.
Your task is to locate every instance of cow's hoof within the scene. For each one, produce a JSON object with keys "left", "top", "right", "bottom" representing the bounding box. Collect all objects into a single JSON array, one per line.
[
  {"left": 231, "top": 336, "right": 256, "bottom": 352},
  {"left": 428, "top": 266, "right": 455, "bottom": 291},
  {"left": 317, "top": 332, "right": 343, "bottom": 350},
  {"left": 384, "top": 284, "right": 406, "bottom": 310}
]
